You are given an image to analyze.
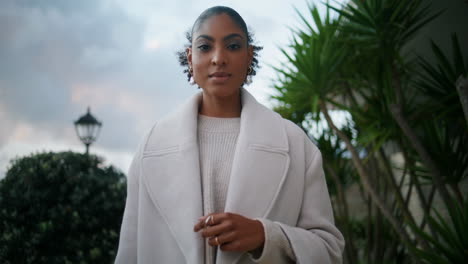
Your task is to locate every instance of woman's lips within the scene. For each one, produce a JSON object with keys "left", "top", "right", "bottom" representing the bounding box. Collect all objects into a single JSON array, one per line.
[{"left": 209, "top": 72, "right": 231, "bottom": 83}]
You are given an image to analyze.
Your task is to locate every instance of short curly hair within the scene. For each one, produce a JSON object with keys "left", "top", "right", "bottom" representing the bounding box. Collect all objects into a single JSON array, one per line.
[{"left": 176, "top": 6, "right": 263, "bottom": 85}]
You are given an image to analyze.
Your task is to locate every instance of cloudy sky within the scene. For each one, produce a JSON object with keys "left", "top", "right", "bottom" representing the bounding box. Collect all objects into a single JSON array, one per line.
[{"left": 0, "top": 0, "right": 341, "bottom": 178}]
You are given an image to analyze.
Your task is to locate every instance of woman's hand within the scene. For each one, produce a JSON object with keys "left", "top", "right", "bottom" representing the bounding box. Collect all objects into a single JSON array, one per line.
[{"left": 193, "top": 212, "right": 265, "bottom": 252}]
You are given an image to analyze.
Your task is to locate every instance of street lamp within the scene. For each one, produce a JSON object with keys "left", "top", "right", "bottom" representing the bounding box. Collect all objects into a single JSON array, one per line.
[{"left": 74, "top": 107, "right": 102, "bottom": 155}]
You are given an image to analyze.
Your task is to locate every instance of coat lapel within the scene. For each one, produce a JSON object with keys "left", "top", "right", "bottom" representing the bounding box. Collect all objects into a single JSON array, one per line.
[
  {"left": 141, "top": 92, "right": 204, "bottom": 263},
  {"left": 219, "top": 89, "right": 291, "bottom": 263},
  {"left": 224, "top": 89, "right": 290, "bottom": 216}
]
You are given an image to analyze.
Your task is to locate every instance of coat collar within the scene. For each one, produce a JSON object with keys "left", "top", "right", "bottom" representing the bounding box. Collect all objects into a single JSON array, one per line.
[
  {"left": 144, "top": 88, "right": 289, "bottom": 151},
  {"left": 141, "top": 88, "right": 290, "bottom": 263}
]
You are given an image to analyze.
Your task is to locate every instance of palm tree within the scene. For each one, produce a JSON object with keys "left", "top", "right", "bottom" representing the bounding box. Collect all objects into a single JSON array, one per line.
[{"left": 272, "top": 0, "right": 467, "bottom": 263}]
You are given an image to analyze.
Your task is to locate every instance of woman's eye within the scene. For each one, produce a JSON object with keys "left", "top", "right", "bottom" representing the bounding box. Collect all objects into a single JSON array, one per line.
[
  {"left": 227, "top": 43, "right": 241, "bottom": 50},
  {"left": 197, "top": 44, "right": 210, "bottom": 51}
]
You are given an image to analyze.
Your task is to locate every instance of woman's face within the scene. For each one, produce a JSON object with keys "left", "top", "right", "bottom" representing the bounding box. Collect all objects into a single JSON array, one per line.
[{"left": 187, "top": 13, "right": 253, "bottom": 98}]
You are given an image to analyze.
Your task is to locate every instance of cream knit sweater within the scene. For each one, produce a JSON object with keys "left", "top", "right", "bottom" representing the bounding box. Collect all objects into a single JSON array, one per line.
[{"left": 197, "top": 115, "right": 295, "bottom": 264}]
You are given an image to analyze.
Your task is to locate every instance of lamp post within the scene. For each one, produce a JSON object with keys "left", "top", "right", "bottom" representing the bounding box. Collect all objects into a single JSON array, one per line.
[{"left": 74, "top": 107, "right": 102, "bottom": 155}]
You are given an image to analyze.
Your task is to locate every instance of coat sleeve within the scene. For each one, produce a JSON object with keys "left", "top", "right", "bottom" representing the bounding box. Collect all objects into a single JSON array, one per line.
[
  {"left": 248, "top": 218, "right": 297, "bottom": 263},
  {"left": 277, "top": 145, "right": 345, "bottom": 263},
  {"left": 115, "top": 129, "right": 153, "bottom": 264}
]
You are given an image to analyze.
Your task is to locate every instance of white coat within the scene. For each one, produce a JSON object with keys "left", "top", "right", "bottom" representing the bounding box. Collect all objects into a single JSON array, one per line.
[{"left": 115, "top": 88, "right": 345, "bottom": 264}]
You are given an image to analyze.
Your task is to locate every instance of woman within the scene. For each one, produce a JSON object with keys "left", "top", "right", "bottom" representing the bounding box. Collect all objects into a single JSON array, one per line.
[{"left": 115, "top": 6, "right": 344, "bottom": 264}]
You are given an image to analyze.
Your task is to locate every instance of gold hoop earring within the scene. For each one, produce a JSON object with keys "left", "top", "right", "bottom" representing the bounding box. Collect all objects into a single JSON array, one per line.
[
  {"left": 245, "top": 67, "right": 253, "bottom": 85},
  {"left": 189, "top": 67, "right": 195, "bottom": 85}
]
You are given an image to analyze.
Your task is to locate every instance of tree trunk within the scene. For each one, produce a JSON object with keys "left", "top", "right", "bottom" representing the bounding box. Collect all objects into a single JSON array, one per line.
[
  {"left": 389, "top": 104, "right": 454, "bottom": 209},
  {"left": 319, "top": 102, "right": 417, "bottom": 254},
  {"left": 377, "top": 148, "right": 418, "bottom": 229},
  {"left": 450, "top": 183, "right": 464, "bottom": 204},
  {"left": 325, "top": 165, "right": 358, "bottom": 264},
  {"left": 419, "top": 185, "right": 439, "bottom": 240}
]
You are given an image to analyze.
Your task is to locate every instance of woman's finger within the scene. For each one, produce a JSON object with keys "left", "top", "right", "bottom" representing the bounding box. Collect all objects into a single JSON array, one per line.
[
  {"left": 194, "top": 215, "right": 211, "bottom": 231},
  {"left": 194, "top": 212, "right": 231, "bottom": 232},
  {"left": 193, "top": 217, "right": 205, "bottom": 232},
  {"left": 201, "top": 219, "right": 234, "bottom": 238},
  {"left": 207, "top": 231, "right": 236, "bottom": 247},
  {"left": 219, "top": 240, "right": 242, "bottom": 251}
]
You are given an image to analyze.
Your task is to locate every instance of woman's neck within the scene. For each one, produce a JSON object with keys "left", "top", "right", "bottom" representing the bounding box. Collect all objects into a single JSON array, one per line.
[{"left": 199, "top": 91, "right": 241, "bottom": 118}]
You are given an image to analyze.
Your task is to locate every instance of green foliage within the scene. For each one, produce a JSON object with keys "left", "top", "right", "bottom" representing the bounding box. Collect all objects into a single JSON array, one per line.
[
  {"left": 315, "top": 125, "right": 358, "bottom": 194},
  {"left": 0, "top": 151, "right": 127, "bottom": 263},
  {"left": 416, "top": 34, "right": 467, "bottom": 118},
  {"left": 329, "top": 0, "right": 440, "bottom": 148},
  {"left": 413, "top": 35, "right": 468, "bottom": 185},
  {"left": 272, "top": 1, "right": 345, "bottom": 122},
  {"left": 328, "top": 0, "right": 440, "bottom": 57},
  {"left": 412, "top": 200, "right": 468, "bottom": 263},
  {"left": 273, "top": 0, "right": 466, "bottom": 263}
]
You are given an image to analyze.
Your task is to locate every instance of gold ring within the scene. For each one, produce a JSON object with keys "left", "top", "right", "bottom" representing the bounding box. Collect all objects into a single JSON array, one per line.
[
  {"left": 215, "top": 236, "right": 220, "bottom": 246},
  {"left": 205, "top": 216, "right": 212, "bottom": 227},
  {"left": 210, "top": 215, "right": 215, "bottom": 225}
]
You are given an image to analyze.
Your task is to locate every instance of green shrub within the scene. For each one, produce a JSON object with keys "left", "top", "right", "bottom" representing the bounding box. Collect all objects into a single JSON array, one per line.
[{"left": 0, "top": 151, "right": 127, "bottom": 263}]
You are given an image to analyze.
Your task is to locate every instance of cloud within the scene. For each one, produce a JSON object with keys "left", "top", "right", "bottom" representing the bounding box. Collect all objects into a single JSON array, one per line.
[
  {"left": 0, "top": 0, "right": 196, "bottom": 152},
  {"left": 1, "top": 0, "right": 347, "bottom": 179},
  {"left": 0, "top": 102, "right": 14, "bottom": 149}
]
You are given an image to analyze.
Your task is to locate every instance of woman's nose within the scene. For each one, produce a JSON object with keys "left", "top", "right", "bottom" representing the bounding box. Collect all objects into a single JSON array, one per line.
[{"left": 211, "top": 48, "right": 227, "bottom": 66}]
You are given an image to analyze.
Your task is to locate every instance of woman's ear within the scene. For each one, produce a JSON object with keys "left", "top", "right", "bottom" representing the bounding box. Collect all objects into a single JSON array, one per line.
[
  {"left": 186, "top": 47, "right": 193, "bottom": 67},
  {"left": 247, "top": 45, "right": 254, "bottom": 66}
]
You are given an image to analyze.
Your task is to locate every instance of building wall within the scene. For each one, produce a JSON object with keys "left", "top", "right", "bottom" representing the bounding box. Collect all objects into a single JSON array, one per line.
[{"left": 405, "top": 0, "right": 468, "bottom": 64}]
